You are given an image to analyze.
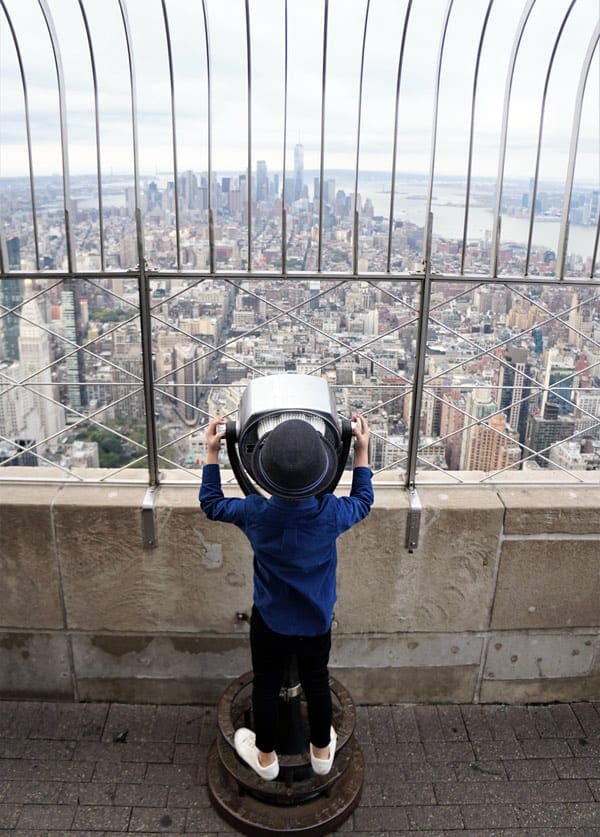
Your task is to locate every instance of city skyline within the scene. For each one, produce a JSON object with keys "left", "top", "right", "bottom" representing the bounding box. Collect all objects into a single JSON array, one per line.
[{"left": 2, "top": 162, "right": 600, "bottom": 479}]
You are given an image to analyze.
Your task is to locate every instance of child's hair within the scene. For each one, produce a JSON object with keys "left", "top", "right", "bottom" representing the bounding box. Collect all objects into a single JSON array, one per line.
[{"left": 252, "top": 419, "right": 337, "bottom": 499}]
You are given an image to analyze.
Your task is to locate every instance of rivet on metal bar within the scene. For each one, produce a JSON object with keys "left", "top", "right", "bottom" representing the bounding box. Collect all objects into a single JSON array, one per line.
[
  {"left": 405, "top": 487, "right": 422, "bottom": 552},
  {"left": 142, "top": 485, "right": 159, "bottom": 549}
]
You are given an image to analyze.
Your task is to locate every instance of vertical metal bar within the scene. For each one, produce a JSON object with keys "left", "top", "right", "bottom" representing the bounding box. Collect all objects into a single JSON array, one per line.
[
  {"left": 461, "top": 0, "right": 493, "bottom": 275},
  {"left": 352, "top": 0, "right": 371, "bottom": 275},
  {"left": 524, "top": 0, "right": 577, "bottom": 276},
  {"left": 282, "top": 208, "right": 287, "bottom": 274},
  {"left": 317, "top": 0, "right": 329, "bottom": 273},
  {"left": 556, "top": 21, "right": 600, "bottom": 280},
  {"left": 119, "top": 0, "right": 158, "bottom": 484},
  {"left": 38, "top": 0, "right": 76, "bottom": 273},
  {"left": 78, "top": 0, "right": 105, "bottom": 271},
  {"left": 405, "top": 0, "right": 453, "bottom": 487},
  {"left": 423, "top": 0, "right": 453, "bottom": 263},
  {"left": 1, "top": 1, "right": 41, "bottom": 270},
  {"left": 137, "top": 212, "right": 159, "bottom": 486},
  {"left": 387, "top": 0, "right": 413, "bottom": 273},
  {"left": 118, "top": 0, "right": 142, "bottom": 222},
  {"left": 281, "top": 0, "right": 289, "bottom": 274},
  {"left": 591, "top": 208, "right": 600, "bottom": 280},
  {"left": 490, "top": 0, "right": 536, "bottom": 277},
  {"left": 161, "top": 0, "right": 182, "bottom": 271},
  {"left": 200, "top": 0, "right": 214, "bottom": 272},
  {"left": 0, "top": 230, "right": 8, "bottom": 274},
  {"left": 208, "top": 208, "right": 215, "bottom": 274},
  {"left": 245, "top": 0, "right": 252, "bottom": 272},
  {"left": 352, "top": 211, "right": 359, "bottom": 275},
  {"left": 405, "top": 214, "right": 433, "bottom": 488}
]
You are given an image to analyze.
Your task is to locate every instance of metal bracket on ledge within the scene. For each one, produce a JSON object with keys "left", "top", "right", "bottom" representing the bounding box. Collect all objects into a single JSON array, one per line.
[
  {"left": 405, "top": 487, "right": 422, "bottom": 552},
  {"left": 142, "top": 485, "right": 159, "bottom": 549}
]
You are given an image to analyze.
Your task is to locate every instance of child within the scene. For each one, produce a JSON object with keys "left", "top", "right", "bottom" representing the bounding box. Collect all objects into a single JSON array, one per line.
[{"left": 200, "top": 413, "right": 373, "bottom": 781}]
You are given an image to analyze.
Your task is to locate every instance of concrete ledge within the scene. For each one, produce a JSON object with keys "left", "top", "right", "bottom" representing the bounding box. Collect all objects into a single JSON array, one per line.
[
  {"left": 491, "top": 539, "right": 600, "bottom": 629},
  {"left": 1, "top": 477, "right": 599, "bottom": 703},
  {"left": 0, "top": 632, "right": 72, "bottom": 699}
]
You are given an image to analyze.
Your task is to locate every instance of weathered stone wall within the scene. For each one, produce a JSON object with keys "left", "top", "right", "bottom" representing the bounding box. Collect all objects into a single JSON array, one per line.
[{"left": 1, "top": 475, "right": 599, "bottom": 704}]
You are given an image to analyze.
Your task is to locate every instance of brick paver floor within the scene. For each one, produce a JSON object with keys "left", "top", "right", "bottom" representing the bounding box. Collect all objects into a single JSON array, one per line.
[{"left": 1, "top": 700, "right": 599, "bottom": 834}]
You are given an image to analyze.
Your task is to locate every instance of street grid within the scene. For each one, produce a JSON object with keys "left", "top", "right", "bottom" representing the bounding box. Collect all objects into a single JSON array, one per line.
[{"left": 0, "top": 699, "right": 599, "bottom": 835}]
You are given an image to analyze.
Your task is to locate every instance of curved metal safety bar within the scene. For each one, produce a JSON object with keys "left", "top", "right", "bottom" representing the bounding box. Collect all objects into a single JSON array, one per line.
[
  {"left": 460, "top": 0, "right": 494, "bottom": 275},
  {"left": 352, "top": 0, "right": 371, "bottom": 275},
  {"left": 77, "top": 0, "right": 105, "bottom": 271},
  {"left": 317, "top": 0, "right": 329, "bottom": 274},
  {"left": 387, "top": 0, "right": 413, "bottom": 274},
  {"left": 160, "top": 0, "right": 181, "bottom": 271},
  {"left": 38, "top": 0, "right": 75, "bottom": 273},
  {"left": 423, "top": 0, "right": 453, "bottom": 259},
  {"left": 200, "top": 0, "right": 215, "bottom": 273},
  {"left": 490, "top": 0, "right": 536, "bottom": 277},
  {"left": 1, "top": 0, "right": 41, "bottom": 270},
  {"left": 244, "top": 0, "right": 252, "bottom": 272},
  {"left": 281, "top": 1, "right": 289, "bottom": 274},
  {"left": 556, "top": 18, "right": 600, "bottom": 280},
  {"left": 524, "top": 0, "right": 577, "bottom": 277}
]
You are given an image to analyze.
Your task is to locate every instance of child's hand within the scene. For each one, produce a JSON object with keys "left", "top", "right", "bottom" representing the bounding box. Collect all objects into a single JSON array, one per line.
[
  {"left": 352, "top": 415, "right": 370, "bottom": 466},
  {"left": 206, "top": 417, "right": 225, "bottom": 461}
]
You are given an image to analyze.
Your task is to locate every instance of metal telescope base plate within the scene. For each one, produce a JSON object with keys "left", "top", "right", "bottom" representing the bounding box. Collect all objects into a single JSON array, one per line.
[
  {"left": 207, "top": 670, "right": 364, "bottom": 835},
  {"left": 207, "top": 738, "right": 363, "bottom": 836}
]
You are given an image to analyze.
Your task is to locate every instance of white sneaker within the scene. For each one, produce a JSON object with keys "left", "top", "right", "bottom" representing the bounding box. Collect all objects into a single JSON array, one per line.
[
  {"left": 233, "top": 728, "right": 279, "bottom": 781},
  {"left": 310, "top": 727, "right": 337, "bottom": 775}
]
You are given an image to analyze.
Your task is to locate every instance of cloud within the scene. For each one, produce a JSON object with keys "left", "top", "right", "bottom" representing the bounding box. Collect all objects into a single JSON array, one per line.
[{"left": 0, "top": 0, "right": 598, "bottom": 181}]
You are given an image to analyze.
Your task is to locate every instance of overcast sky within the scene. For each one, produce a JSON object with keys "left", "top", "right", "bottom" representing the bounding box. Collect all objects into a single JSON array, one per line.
[{"left": 0, "top": 0, "right": 598, "bottom": 184}]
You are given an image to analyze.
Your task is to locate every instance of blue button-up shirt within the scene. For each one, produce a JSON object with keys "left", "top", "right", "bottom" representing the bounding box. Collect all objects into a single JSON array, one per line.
[{"left": 199, "top": 465, "right": 374, "bottom": 636}]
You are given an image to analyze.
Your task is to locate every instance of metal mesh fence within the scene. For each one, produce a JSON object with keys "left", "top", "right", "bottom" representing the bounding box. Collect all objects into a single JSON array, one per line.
[{"left": 1, "top": 0, "right": 599, "bottom": 486}]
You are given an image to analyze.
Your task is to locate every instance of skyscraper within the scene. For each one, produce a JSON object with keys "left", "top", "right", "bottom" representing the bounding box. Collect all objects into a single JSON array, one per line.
[
  {"left": 498, "top": 347, "right": 531, "bottom": 444},
  {"left": 461, "top": 411, "right": 520, "bottom": 472},
  {"left": 527, "top": 402, "right": 575, "bottom": 467},
  {"left": 293, "top": 143, "right": 304, "bottom": 201},
  {"left": 61, "top": 279, "right": 88, "bottom": 423},
  {"left": 541, "top": 348, "right": 575, "bottom": 416},
  {"left": 18, "top": 291, "right": 65, "bottom": 450},
  {"left": 2, "top": 235, "right": 23, "bottom": 362},
  {"left": 256, "top": 160, "right": 268, "bottom": 202}
]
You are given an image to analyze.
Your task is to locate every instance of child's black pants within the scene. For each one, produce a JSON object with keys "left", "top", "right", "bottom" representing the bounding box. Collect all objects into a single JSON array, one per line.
[{"left": 249, "top": 605, "right": 332, "bottom": 753}]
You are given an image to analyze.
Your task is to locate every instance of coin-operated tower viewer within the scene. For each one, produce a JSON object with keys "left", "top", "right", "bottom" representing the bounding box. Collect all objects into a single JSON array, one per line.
[{"left": 200, "top": 373, "right": 373, "bottom": 836}]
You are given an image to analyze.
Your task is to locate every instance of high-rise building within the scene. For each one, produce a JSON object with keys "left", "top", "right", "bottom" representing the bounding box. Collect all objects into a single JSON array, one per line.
[
  {"left": 172, "top": 344, "right": 201, "bottom": 425},
  {"left": 541, "top": 348, "right": 575, "bottom": 416},
  {"left": 461, "top": 411, "right": 520, "bottom": 472},
  {"left": 111, "top": 322, "right": 144, "bottom": 421},
  {"left": 293, "top": 143, "right": 304, "bottom": 201},
  {"left": 2, "top": 235, "right": 23, "bottom": 362},
  {"left": 256, "top": 160, "right": 268, "bottom": 202},
  {"left": 574, "top": 387, "right": 600, "bottom": 440},
  {"left": 459, "top": 388, "right": 497, "bottom": 470},
  {"left": 498, "top": 347, "right": 531, "bottom": 444},
  {"left": 179, "top": 170, "right": 198, "bottom": 210},
  {"left": 567, "top": 292, "right": 593, "bottom": 350},
  {"left": 18, "top": 292, "right": 65, "bottom": 452},
  {"left": 61, "top": 278, "right": 88, "bottom": 424},
  {"left": 527, "top": 402, "right": 576, "bottom": 467}
]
